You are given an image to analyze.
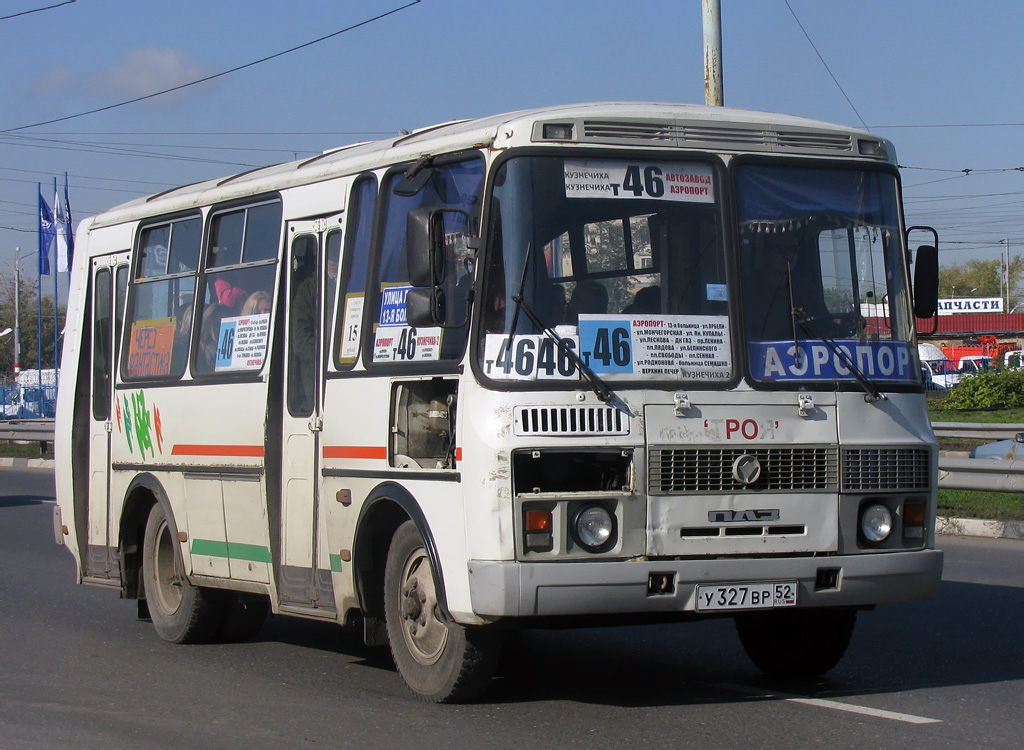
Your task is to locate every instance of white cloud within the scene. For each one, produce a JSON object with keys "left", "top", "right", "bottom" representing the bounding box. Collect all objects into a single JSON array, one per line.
[{"left": 33, "top": 48, "right": 214, "bottom": 104}]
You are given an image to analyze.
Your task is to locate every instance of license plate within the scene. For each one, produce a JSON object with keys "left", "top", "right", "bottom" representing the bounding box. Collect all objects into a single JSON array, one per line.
[{"left": 695, "top": 581, "right": 798, "bottom": 611}]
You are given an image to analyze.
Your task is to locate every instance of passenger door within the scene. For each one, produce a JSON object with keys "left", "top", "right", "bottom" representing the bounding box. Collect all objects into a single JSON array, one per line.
[
  {"left": 278, "top": 215, "right": 343, "bottom": 610},
  {"left": 86, "top": 252, "right": 129, "bottom": 580}
]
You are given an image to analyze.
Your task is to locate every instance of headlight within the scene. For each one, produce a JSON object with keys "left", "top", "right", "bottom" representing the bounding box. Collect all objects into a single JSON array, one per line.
[
  {"left": 573, "top": 504, "right": 615, "bottom": 551},
  {"left": 860, "top": 503, "right": 893, "bottom": 543}
]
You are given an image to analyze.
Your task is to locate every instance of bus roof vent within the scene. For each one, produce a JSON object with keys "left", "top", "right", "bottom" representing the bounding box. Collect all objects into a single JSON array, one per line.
[
  {"left": 514, "top": 405, "right": 630, "bottom": 437},
  {"left": 773, "top": 130, "right": 853, "bottom": 152},
  {"left": 571, "top": 119, "right": 854, "bottom": 155},
  {"left": 581, "top": 120, "right": 682, "bottom": 142}
]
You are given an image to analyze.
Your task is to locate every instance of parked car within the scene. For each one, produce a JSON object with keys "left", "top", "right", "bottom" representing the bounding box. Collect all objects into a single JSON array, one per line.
[
  {"left": 957, "top": 354, "right": 995, "bottom": 377},
  {"left": 919, "top": 343, "right": 961, "bottom": 388},
  {"left": 920, "top": 363, "right": 946, "bottom": 391},
  {"left": 971, "top": 432, "right": 1024, "bottom": 460}
]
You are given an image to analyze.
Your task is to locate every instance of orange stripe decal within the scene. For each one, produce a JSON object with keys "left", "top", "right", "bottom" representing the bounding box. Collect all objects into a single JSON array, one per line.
[
  {"left": 171, "top": 444, "right": 265, "bottom": 458},
  {"left": 455, "top": 447, "right": 463, "bottom": 462},
  {"left": 322, "top": 446, "right": 388, "bottom": 460}
]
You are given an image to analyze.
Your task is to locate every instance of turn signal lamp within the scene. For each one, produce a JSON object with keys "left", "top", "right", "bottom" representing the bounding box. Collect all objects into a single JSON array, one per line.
[
  {"left": 524, "top": 509, "right": 553, "bottom": 551},
  {"left": 903, "top": 501, "right": 925, "bottom": 541}
]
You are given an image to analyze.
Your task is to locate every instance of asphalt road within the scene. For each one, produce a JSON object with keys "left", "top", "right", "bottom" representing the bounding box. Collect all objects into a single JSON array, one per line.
[{"left": 2, "top": 468, "right": 1022, "bottom": 749}]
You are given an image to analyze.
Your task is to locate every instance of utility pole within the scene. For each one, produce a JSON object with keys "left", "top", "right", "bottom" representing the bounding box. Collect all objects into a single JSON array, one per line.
[
  {"left": 1003, "top": 238, "right": 1010, "bottom": 313},
  {"left": 703, "top": 0, "right": 723, "bottom": 106},
  {"left": 14, "top": 247, "right": 21, "bottom": 378}
]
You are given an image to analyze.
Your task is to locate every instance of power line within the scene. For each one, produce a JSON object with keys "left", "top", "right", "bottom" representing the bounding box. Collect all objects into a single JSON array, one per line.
[
  {"left": 20, "top": 131, "right": 395, "bottom": 137},
  {"left": 0, "top": 0, "right": 422, "bottom": 133},
  {"left": 2, "top": 133, "right": 319, "bottom": 157},
  {"left": 784, "top": 0, "right": 869, "bottom": 130},
  {"left": 874, "top": 122, "right": 1024, "bottom": 129},
  {"left": 0, "top": 0, "right": 75, "bottom": 22}
]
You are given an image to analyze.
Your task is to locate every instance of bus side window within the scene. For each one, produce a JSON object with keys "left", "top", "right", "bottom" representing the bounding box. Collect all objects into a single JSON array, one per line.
[
  {"left": 192, "top": 201, "right": 281, "bottom": 377},
  {"left": 124, "top": 216, "right": 201, "bottom": 380},
  {"left": 334, "top": 175, "right": 376, "bottom": 369},
  {"left": 368, "top": 157, "right": 483, "bottom": 366}
]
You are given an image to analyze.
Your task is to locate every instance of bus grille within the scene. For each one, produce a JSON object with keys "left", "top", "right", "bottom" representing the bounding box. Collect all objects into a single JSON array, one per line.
[
  {"left": 648, "top": 446, "right": 839, "bottom": 494},
  {"left": 841, "top": 447, "right": 931, "bottom": 492},
  {"left": 514, "top": 405, "right": 630, "bottom": 436}
]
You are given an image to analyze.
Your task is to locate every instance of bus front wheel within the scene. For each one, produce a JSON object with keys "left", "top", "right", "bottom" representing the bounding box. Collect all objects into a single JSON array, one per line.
[
  {"left": 383, "top": 520, "right": 499, "bottom": 703},
  {"left": 142, "top": 503, "right": 225, "bottom": 644},
  {"left": 735, "top": 608, "right": 857, "bottom": 679}
]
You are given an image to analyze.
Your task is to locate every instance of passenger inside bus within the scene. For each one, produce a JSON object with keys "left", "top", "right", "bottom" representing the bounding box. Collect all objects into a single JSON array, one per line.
[
  {"left": 566, "top": 279, "right": 608, "bottom": 321},
  {"left": 196, "top": 303, "right": 229, "bottom": 372},
  {"left": 171, "top": 303, "right": 193, "bottom": 374},
  {"left": 743, "top": 229, "right": 815, "bottom": 340},
  {"left": 623, "top": 285, "right": 660, "bottom": 314},
  {"left": 241, "top": 290, "right": 272, "bottom": 316}
]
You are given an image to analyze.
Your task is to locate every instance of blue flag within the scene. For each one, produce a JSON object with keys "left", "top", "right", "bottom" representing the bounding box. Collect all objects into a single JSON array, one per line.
[
  {"left": 38, "top": 188, "right": 55, "bottom": 276},
  {"left": 64, "top": 173, "right": 75, "bottom": 273}
]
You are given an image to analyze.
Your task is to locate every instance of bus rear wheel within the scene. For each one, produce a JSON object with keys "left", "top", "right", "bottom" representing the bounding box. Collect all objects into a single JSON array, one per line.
[
  {"left": 383, "top": 520, "right": 499, "bottom": 703},
  {"left": 735, "top": 608, "right": 857, "bottom": 679},
  {"left": 142, "top": 503, "right": 225, "bottom": 644}
]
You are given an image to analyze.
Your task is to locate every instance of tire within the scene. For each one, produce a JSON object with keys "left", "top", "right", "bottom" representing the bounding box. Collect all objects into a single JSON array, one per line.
[
  {"left": 735, "top": 608, "right": 857, "bottom": 679},
  {"left": 383, "top": 520, "right": 500, "bottom": 703},
  {"left": 217, "top": 594, "right": 270, "bottom": 643},
  {"left": 141, "top": 503, "right": 226, "bottom": 644}
]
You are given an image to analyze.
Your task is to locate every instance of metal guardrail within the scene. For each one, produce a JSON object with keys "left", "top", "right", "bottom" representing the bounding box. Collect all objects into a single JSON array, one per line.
[
  {"left": 932, "top": 422, "right": 1024, "bottom": 440},
  {"left": 932, "top": 422, "right": 1024, "bottom": 492},
  {"left": 0, "top": 419, "right": 1019, "bottom": 493},
  {"left": 0, "top": 419, "right": 55, "bottom": 443}
]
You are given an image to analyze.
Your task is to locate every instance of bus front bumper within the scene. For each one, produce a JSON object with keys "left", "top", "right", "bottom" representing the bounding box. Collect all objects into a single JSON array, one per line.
[{"left": 467, "top": 548, "right": 943, "bottom": 618}]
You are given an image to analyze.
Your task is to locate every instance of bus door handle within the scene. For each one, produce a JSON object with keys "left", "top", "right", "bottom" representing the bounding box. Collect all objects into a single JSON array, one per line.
[{"left": 308, "top": 416, "right": 323, "bottom": 432}]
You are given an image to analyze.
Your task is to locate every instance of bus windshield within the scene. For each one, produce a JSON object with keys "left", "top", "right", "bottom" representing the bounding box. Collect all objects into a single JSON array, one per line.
[
  {"left": 736, "top": 164, "right": 916, "bottom": 386},
  {"left": 479, "top": 155, "right": 729, "bottom": 383}
]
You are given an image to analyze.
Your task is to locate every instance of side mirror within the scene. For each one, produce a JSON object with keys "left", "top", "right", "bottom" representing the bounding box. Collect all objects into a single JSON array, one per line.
[
  {"left": 912, "top": 244, "right": 939, "bottom": 319},
  {"left": 406, "top": 287, "right": 445, "bottom": 328},
  {"left": 407, "top": 207, "right": 446, "bottom": 288},
  {"left": 908, "top": 225, "right": 939, "bottom": 320},
  {"left": 406, "top": 207, "right": 475, "bottom": 329}
]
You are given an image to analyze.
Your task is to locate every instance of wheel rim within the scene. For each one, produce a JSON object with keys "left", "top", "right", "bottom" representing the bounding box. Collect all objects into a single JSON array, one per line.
[
  {"left": 151, "top": 518, "right": 183, "bottom": 615},
  {"left": 397, "top": 547, "right": 447, "bottom": 665}
]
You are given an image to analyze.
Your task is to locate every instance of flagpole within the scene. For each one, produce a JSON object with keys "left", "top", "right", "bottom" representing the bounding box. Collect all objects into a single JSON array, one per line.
[
  {"left": 53, "top": 177, "right": 59, "bottom": 380},
  {"left": 37, "top": 184, "right": 43, "bottom": 380}
]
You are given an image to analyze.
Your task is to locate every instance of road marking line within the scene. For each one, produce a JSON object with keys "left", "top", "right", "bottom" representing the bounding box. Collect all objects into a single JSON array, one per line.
[{"left": 712, "top": 683, "right": 941, "bottom": 725}]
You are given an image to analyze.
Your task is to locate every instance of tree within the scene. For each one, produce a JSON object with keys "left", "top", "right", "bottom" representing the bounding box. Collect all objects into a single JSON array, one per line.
[
  {"left": 938, "top": 256, "right": 1024, "bottom": 310},
  {"left": 0, "top": 271, "right": 67, "bottom": 384}
]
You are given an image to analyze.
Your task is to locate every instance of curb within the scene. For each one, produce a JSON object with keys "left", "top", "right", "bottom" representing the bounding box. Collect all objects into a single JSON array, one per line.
[
  {"left": 936, "top": 516, "right": 1024, "bottom": 540},
  {"left": 0, "top": 457, "right": 54, "bottom": 469},
  {"left": 1, "top": 458, "right": 1019, "bottom": 540}
]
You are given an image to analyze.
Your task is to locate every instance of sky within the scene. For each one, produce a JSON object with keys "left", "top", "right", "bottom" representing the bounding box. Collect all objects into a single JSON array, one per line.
[{"left": 3, "top": 0, "right": 1024, "bottom": 301}]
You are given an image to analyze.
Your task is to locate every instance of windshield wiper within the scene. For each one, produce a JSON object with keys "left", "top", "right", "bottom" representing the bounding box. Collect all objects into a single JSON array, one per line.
[
  {"left": 781, "top": 259, "right": 883, "bottom": 402},
  {"left": 510, "top": 295, "right": 635, "bottom": 417},
  {"left": 794, "top": 311, "right": 886, "bottom": 403},
  {"left": 504, "top": 243, "right": 633, "bottom": 417}
]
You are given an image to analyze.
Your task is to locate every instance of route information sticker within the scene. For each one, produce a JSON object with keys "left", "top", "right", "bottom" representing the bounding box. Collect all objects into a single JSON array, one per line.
[
  {"left": 215, "top": 313, "right": 270, "bottom": 372},
  {"left": 372, "top": 284, "right": 442, "bottom": 363},
  {"left": 578, "top": 314, "right": 732, "bottom": 379},
  {"left": 564, "top": 160, "right": 714, "bottom": 203},
  {"left": 483, "top": 315, "right": 732, "bottom": 381}
]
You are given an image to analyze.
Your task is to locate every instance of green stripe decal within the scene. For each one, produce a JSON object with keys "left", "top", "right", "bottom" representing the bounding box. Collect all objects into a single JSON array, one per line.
[
  {"left": 191, "top": 539, "right": 272, "bottom": 563},
  {"left": 329, "top": 554, "right": 344, "bottom": 573}
]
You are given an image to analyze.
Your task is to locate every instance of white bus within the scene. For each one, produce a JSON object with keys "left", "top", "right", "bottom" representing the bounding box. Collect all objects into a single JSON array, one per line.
[{"left": 54, "top": 102, "right": 943, "bottom": 703}]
